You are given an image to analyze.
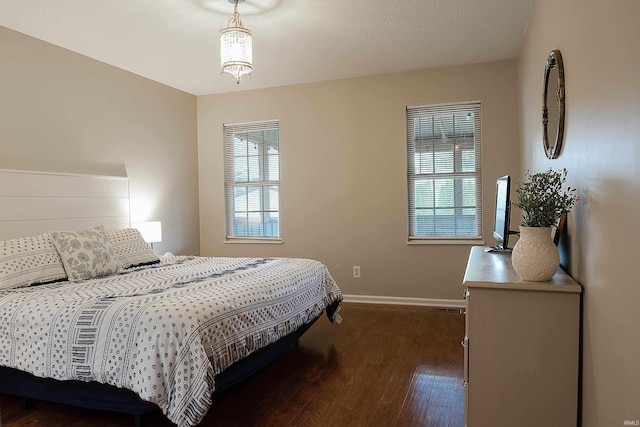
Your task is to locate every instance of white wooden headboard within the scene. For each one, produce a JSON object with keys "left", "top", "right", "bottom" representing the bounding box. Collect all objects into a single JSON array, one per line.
[{"left": 0, "top": 169, "right": 130, "bottom": 240}]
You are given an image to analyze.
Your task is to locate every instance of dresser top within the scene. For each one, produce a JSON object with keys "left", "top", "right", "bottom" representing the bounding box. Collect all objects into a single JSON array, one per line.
[{"left": 463, "top": 246, "right": 582, "bottom": 293}]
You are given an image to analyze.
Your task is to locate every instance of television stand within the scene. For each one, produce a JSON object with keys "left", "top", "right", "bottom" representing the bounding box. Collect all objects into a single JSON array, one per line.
[
  {"left": 462, "top": 246, "right": 581, "bottom": 426},
  {"left": 484, "top": 245, "right": 512, "bottom": 253}
]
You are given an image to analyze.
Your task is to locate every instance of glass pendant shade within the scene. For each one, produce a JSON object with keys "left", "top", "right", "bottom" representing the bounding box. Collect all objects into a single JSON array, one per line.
[{"left": 220, "top": 6, "right": 253, "bottom": 84}]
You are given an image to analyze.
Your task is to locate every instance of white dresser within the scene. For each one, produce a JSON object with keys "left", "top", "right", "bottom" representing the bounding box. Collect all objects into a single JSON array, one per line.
[{"left": 463, "top": 246, "right": 581, "bottom": 427}]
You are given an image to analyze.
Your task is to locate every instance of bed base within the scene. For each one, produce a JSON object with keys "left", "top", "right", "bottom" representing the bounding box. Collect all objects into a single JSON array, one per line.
[{"left": 0, "top": 317, "right": 317, "bottom": 427}]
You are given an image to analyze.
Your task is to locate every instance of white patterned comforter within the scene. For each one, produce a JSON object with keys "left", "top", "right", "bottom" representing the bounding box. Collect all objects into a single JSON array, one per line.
[{"left": 0, "top": 256, "right": 343, "bottom": 427}]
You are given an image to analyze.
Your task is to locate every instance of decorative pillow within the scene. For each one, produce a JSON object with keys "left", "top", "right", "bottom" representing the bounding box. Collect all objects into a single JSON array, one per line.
[
  {"left": 50, "top": 225, "right": 121, "bottom": 281},
  {"left": 0, "top": 233, "right": 68, "bottom": 290},
  {"left": 106, "top": 228, "right": 160, "bottom": 269}
]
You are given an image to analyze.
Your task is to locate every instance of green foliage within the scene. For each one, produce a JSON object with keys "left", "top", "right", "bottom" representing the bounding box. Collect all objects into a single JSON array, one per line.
[{"left": 513, "top": 168, "right": 579, "bottom": 227}]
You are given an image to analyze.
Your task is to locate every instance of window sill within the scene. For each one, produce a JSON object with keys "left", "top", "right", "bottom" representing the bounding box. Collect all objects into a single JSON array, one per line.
[
  {"left": 407, "top": 239, "right": 485, "bottom": 246},
  {"left": 224, "top": 238, "right": 283, "bottom": 245}
]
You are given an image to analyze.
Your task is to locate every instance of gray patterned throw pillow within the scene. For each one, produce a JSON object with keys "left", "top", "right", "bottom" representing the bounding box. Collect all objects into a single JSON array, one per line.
[
  {"left": 107, "top": 228, "right": 160, "bottom": 269},
  {"left": 0, "top": 233, "right": 68, "bottom": 290},
  {"left": 50, "top": 225, "right": 122, "bottom": 281}
]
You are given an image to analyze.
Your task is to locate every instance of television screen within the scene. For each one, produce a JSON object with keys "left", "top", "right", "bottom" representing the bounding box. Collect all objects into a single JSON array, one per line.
[{"left": 491, "top": 175, "right": 512, "bottom": 252}]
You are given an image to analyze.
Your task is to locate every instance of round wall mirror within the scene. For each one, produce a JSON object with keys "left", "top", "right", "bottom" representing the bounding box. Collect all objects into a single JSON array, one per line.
[{"left": 542, "top": 50, "right": 565, "bottom": 159}]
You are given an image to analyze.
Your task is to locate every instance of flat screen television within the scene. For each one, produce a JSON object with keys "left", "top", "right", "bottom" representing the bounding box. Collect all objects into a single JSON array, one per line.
[{"left": 489, "top": 175, "right": 512, "bottom": 252}]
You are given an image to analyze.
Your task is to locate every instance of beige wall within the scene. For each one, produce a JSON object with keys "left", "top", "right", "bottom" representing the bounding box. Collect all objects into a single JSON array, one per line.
[
  {"left": 0, "top": 26, "right": 200, "bottom": 256},
  {"left": 198, "top": 61, "right": 520, "bottom": 300},
  {"left": 518, "top": 0, "right": 640, "bottom": 425}
]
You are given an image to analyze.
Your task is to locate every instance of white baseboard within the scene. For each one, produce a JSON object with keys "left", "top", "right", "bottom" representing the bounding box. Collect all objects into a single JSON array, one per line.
[{"left": 342, "top": 294, "right": 465, "bottom": 309}]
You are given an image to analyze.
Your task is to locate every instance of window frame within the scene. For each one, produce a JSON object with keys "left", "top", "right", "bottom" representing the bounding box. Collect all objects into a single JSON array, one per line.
[
  {"left": 406, "top": 101, "right": 483, "bottom": 244},
  {"left": 223, "top": 119, "right": 282, "bottom": 243}
]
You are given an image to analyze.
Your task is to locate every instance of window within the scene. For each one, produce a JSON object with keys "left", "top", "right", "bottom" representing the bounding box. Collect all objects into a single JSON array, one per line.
[
  {"left": 224, "top": 120, "right": 280, "bottom": 240},
  {"left": 407, "top": 102, "right": 482, "bottom": 241}
]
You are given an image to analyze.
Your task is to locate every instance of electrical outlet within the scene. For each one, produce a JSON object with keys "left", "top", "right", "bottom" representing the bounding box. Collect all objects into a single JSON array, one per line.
[{"left": 352, "top": 266, "right": 361, "bottom": 279}]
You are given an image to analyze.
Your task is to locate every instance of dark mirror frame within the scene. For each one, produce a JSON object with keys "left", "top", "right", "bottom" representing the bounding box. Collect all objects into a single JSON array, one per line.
[{"left": 542, "top": 49, "right": 565, "bottom": 159}]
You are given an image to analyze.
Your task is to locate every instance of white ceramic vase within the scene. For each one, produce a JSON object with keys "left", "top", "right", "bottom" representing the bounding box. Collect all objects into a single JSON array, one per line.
[{"left": 511, "top": 226, "right": 559, "bottom": 281}]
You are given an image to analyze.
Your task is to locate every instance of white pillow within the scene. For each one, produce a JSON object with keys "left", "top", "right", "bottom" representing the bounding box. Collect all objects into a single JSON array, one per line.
[
  {"left": 107, "top": 228, "right": 160, "bottom": 269},
  {"left": 50, "top": 225, "right": 121, "bottom": 281},
  {"left": 0, "top": 233, "right": 68, "bottom": 290}
]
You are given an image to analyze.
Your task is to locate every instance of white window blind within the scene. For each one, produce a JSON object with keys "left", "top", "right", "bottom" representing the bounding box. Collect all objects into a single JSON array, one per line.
[
  {"left": 407, "top": 102, "right": 482, "bottom": 240},
  {"left": 224, "top": 120, "right": 280, "bottom": 240}
]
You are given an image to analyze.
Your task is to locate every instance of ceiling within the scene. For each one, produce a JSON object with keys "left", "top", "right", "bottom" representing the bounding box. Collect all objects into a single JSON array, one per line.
[{"left": 0, "top": 0, "right": 533, "bottom": 96}]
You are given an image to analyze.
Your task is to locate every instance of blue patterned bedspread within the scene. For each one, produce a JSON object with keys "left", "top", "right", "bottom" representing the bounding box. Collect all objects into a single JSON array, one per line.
[{"left": 0, "top": 256, "right": 343, "bottom": 427}]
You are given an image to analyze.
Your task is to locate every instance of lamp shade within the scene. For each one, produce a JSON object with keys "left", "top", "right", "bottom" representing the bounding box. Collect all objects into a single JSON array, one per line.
[{"left": 135, "top": 221, "right": 162, "bottom": 244}]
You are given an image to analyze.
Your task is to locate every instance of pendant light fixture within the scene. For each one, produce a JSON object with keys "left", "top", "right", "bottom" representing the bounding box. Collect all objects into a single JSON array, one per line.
[{"left": 220, "top": 0, "right": 253, "bottom": 84}]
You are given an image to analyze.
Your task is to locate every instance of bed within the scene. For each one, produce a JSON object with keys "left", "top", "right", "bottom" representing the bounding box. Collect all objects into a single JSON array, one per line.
[{"left": 0, "top": 169, "right": 343, "bottom": 427}]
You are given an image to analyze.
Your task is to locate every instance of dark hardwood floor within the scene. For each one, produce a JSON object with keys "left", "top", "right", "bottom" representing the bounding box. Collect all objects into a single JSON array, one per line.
[{"left": 0, "top": 303, "right": 465, "bottom": 427}]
